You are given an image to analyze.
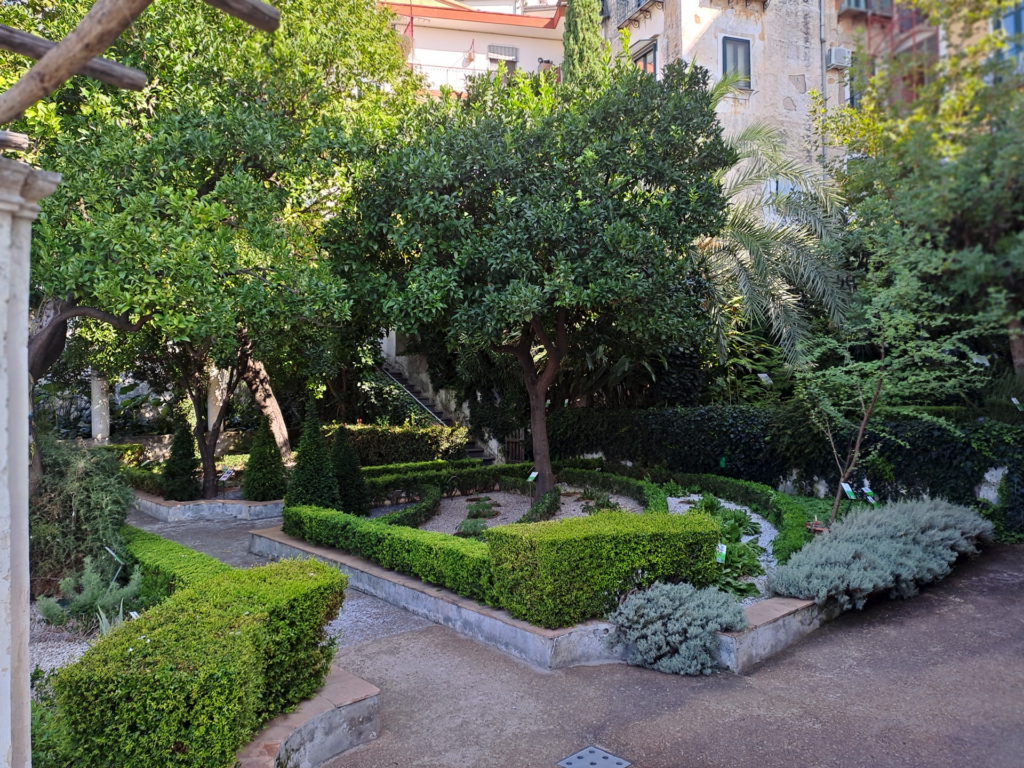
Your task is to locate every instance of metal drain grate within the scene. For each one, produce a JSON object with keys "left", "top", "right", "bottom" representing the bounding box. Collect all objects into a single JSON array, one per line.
[{"left": 557, "top": 745, "right": 631, "bottom": 768}]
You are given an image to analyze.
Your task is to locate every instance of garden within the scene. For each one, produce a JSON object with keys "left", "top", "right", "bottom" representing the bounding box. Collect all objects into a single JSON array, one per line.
[{"left": 5, "top": 0, "right": 1024, "bottom": 765}]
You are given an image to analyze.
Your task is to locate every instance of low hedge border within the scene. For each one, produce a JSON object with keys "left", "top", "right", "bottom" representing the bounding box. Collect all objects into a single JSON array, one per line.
[
  {"left": 375, "top": 485, "right": 444, "bottom": 528},
  {"left": 485, "top": 512, "right": 721, "bottom": 628},
  {"left": 364, "top": 463, "right": 534, "bottom": 507},
  {"left": 555, "top": 468, "right": 668, "bottom": 514},
  {"left": 284, "top": 505, "right": 492, "bottom": 602},
  {"left": 122, "top": 526, "right": 231, "bottom": 606},
  {"left": 362, "top": 458, "right": 483, "bottom": 478},
  {"left": 121, "top": 465, "right": 163, "bottom": 495},
  {"left": 53, "top": 559, "right": 345, "bottom": 768},
  {"left": 340, "top": 423, "right": 470, "bottom": 466}
]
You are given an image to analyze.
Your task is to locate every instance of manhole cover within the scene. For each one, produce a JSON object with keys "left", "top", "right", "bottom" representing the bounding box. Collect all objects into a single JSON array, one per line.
[{"left": 557, "top": 745, "right": 631, "bottom": 768}]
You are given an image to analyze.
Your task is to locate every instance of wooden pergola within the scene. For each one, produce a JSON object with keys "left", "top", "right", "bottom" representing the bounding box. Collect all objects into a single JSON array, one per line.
[{"left": 0, "top": 2, "right": 278, "bottom": 765}]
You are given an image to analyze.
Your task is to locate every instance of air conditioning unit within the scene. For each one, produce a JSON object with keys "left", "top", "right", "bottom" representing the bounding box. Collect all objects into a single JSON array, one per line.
[{"left": 827, "top": 46, "right": 852, "bottom": 70}]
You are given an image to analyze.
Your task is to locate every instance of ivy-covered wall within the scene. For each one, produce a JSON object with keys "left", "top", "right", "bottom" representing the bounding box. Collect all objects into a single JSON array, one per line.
[{"left": 547, "top": 405, "right": 1024, "bottom": 532}]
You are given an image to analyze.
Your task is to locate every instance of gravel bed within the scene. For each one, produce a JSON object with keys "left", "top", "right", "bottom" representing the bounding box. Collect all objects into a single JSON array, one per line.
[
  {"left": 29, "top": 604, "right": 91, "bottom": 674},
  {"left": 553, "top": 487, "right": 645, "bottom": 520}
]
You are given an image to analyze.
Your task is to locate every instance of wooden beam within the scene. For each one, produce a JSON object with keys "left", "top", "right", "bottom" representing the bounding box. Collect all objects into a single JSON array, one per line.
[
  {"left": 201, "top": 0, "right": 280, "bottom": 33},
  {"left": 0, "top": 25, "right": 147, "bottom": 91},
  {"left": 0, "top": 130, "right": 30, "bottom": 150}
]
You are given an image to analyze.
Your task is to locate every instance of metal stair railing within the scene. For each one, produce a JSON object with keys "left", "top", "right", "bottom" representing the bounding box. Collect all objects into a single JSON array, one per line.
[{"left": 379, "top": 366, "right": 448, "bottom": 427}]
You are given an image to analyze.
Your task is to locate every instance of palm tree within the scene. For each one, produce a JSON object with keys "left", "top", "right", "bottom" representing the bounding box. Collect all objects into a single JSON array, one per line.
[{"left": 699, "top": 81, "right": 849, "bottom": 364}]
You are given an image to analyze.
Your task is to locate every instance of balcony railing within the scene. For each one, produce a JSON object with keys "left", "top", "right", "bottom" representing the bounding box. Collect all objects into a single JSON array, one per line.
[
  {"left": 615, "top": 0, "right": 663, "bottom": 30},
  {"left": 410, "top": 63, "right": 482, "bottom": 91},
  {"left": 839, "top": 0, "right": 893, "bottom": 17}
]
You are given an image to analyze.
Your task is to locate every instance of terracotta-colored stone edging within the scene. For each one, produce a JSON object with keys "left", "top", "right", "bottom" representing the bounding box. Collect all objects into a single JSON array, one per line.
[
  {"left": 237, "top": 665, "right": 380, "bottom": 768},
  {"left": 249, "top": 526, "right": 842, "bottom": 673}
]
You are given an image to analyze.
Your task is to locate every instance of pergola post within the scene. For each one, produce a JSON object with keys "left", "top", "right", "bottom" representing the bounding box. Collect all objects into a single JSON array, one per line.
[
  {"left": 0, "top": 156, "right": 60, "bottom": 768},
  {"left": 90, "top": 371, "right": 110, "bottom": 442}
]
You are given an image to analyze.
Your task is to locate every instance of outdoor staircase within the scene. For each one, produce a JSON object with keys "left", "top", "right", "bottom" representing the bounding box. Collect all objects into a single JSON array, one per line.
[{"left": 381, "top": 365, "right": 494, "bottom": 465}]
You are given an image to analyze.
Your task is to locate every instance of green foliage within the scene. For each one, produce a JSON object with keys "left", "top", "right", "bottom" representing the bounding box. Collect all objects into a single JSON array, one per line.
[
  {"left": 29, "top": 437, "right": 135, "bottom": 597},
  {"left": 769, "top": 500, "right": 994, "bottom": 610},
  {"left": 562, "top": 0, "right": 609, "bottom": 85},
  {"left": 556, "top": 468, "right": 667, "bottom": 512},
  {"left": 161, "top": 420, "right": 201, "bottom": 502},
  {"left": 121, "top": 465, "right": 163, "bottom": 495},
  {"left": 331, "top": 424, "right": 370, "bottom": 515},
  {"left": 456, "top": 518, "right": 489, "bottom": 538},
  {"left": 354, "top": 369, "right": 436, "bottom": 426},
  {"left": 122, "top": 526, "right": 231, "bottom": 606},
  {"left": 364, "top": 463, "right": 534, "bottom": 506},
  {"left": 51, "top": 559, "right": 345, "bottom": 768},
  {"left": 485, "top": 512, "right": 720, "bottom": 628},
  {"left": 285, "top": 404, "right": 342, "bottom": 510},
  {"left": 92, "top": 443, "right": 146, "bottom": 467},
  {"left": 284, "top": 505, "right": 492, "bottom": 602},
  {"left": 515, "top": 489, "right": 562, "bottom": 523},
  {"left": 241, "top": 418, "right": 287, "bottom": 502},
  {"left": 607, "top": 582, "right": 747, "bottom": 675},
  {"left": 466, "top": 500, "right": 498, "bottom": 519},
  {"left": 580, "top": 488, "right": 620, "bottom": 515},
  {"left": 362, "top": 458, "right": 483, "bottom": 477},
  {"left": 35, "top": 597, "right": 68, "bottom": 627},
  {"left": 59, "top": 557, "right": 142, "bottom": 619},
  {"left": 343, "top": 423, "right": 470, "bottom": 466},
  {"left": 374, "top": 486, "right": 443, "bottom": 528}
]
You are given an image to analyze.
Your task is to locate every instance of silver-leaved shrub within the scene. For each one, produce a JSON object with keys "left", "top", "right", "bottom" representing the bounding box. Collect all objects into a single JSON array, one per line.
[
  {"left": 607, "top": 582, "right": 747, "bottom": 675},
  {"left": 768, "top": 499, "right": 993, "bottom": 610}
]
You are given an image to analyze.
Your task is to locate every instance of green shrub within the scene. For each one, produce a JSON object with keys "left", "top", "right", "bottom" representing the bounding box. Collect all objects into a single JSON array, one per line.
[
  {"left": 55, "top": 556, "right": 143, "bottom": 620},
  {"left": 331, "top": 424, "right": 370, "bottom": 515},
  {"left": 284, "top": 505, "right": 492, "bottom": 601},
  {"left": 485, "top": 512, "right": 720, "bottom": 628},
  {"left": 361, "top": 458, "right": 482, "bottom": 478},
  {"left": 241, "top": 418, "right": 287, "bottom": 501},
  {"left": 161, "top": 421, "right": 201, "bottom": 501},
  {"left": 30, "top": 437, "right": 135, "bottom": 597},
  {"left": 768, "top": 499, "right": 994, "bottom": 610},
  {"left": 374, "top": 486, "right": 443, "bottom": 527},
  {"left": 456, "top": 518, "right": 488, "bottom": 538},
  {"left": 121, "top": 465, "right": 163, "bottom": 495},
  {"left": 556, "top": 467, "right": 667, "bottom": 513},
  {"left": 467, "top": 499, "right": 498, "bottom": 519},
  {"left": 122, "top": 526, "right": 231, "bottom": 605},
  {"left": 607, "top": 582, "right": 747, "bottom": 675},
  {"left": 92, "top": 442, "right": 147, "bottom": 467},
  {"left": 52, "top": 559, "right": 345, "bottom": 768},
  {"left": 285, "top": 403, "right": 342, "bottom": 510},
  {"left": 364, "top": 463, "right": 533, "bottom": 506},
  {"left": 516, "top": 489, "right": 561, "bottom": 523},
  {"left": 343, "top": 422, "right": 470, "bottom": 466}
]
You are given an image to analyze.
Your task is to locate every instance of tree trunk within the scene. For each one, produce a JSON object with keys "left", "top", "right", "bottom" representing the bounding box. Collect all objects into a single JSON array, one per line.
[
  {"left": 1009, "top": 317, "right": 1024, "bottom": 377},
  {"left": 240, "top": 357, "right": 291, "bottom": 458},
  {"left": 525, "top": 380, "right": 556, "bottom": 496}
]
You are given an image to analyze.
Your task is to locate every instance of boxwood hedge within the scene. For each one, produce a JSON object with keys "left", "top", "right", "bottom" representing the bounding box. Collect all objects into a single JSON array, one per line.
[
  {"left": 485, "top": 512, "right": 720, "bottom": 628},
  {"left": 52, "top": 559, "right": 345, "bottom": 768},
  {"left": 122, "top": 525, "right": 231, "bottom": 606}
]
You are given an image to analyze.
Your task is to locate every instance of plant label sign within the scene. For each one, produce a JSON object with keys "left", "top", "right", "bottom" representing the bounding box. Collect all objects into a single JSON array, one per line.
[
  {"left": 1013, "top": 397, "right": 1022, "bottom": 412},
  {"left": 716, "top": 543, "right": 727, "bottom": 564},
  {"left": 719, "top": 457, "right": 726, "bottom": 469},
  {"left": 841, "top": 482, "right": 856, "bottom": 500},
  {"left": 757, "top": 373, "right": 773, "bottom": 386},
  {"left": 863, "top": 488, "right": 877, "bottom": 505},
  {"left": 527, "top": 471, "right": 539, "bottom": 483},
  {"left": 219, "top": 469, "right": 234, "bottom": 482}
]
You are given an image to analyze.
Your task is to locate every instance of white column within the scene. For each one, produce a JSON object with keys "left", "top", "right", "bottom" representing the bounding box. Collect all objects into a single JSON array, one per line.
[
  {"left": 1, "top": 156, "right": 60, "bottom": 768},
  {"left": 90, "top": 372, "right": 110, "bottom": 443},
  {"left": 207, "top": 368, "right": 229, "bottom": 431}
]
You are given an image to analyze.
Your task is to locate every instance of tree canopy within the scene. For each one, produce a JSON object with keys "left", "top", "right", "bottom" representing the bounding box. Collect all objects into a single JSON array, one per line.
[{"left": 336, "top": 61, "right": 736, "bottom": 492}]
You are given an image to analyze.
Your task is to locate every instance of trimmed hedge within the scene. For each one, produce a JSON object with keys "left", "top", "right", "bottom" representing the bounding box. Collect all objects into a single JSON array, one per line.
[
  {"left": 485, "top": 512, "right": 720, "bottom": 628},
  {"left": 364, "top": 463, "right": 534, "bottom": 506},
  {"left": 284, "top": 505, "right": 492, "bottom": 601},
  {"left": 375, "top": 486, "right": 443, "bottom": 528},
  {"left": 343, "top": 423, "right": 470, "bottom": 466},
  {"left": 361, "top": 458, "right": 483, "bottom": 478},
  {"left": 122, "top": 526, "right": 231, "bottom": 606},
  {"left": 556, "top": 468, "right": 668, "bottom": 513},
  {"left": 52, "top": 559, "right": 345, "bottom": 768},
  {"left": 121, "top": 465, "right": 163, "bottom": 495}
]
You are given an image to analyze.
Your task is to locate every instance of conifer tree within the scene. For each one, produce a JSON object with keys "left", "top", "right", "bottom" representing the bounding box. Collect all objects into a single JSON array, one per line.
[
  {"left": 284, "top": 399, "right": 341, "bottom": 509},
  {"left": 331, "top": 424, "right": 370, "bottom": 515},
  {"left": 162, "top": 419, "right": 201, "bottom": 501},
  {"left": 241, "top": 417, "right": 288, "bottom": 502},
  {"left": 562, "top": 0, "right": 608, "bottom": 85}
]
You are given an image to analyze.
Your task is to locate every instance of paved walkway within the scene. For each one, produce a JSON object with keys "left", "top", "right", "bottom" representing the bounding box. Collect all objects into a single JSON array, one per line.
[{"left": 129, "top": 511, "right": 1024, "bottom": 768}]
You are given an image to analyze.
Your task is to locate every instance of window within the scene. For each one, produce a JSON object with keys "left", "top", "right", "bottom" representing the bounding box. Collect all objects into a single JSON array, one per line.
[
  {"left": 997, "top": 3, "right": 1023, "bottom": 58},
  {"left": 723, "top": 37, "right": 751, "bottom": 89},
  {"left": 632, "top": 40, "right": 657, "bottom": 76}
]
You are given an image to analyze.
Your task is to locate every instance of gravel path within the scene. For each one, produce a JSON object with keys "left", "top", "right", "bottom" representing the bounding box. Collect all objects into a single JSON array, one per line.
[{"left": 29, "top": 605, "right": 90, "bottom": 674}]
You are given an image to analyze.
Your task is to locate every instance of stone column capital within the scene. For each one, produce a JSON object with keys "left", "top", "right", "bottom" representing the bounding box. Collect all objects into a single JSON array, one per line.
[
  {"left": 0, "top": 156, "right": 31, "bottom": 213},
  {"left": 18, "top": 168, "right": 61, "bottom": 220}
]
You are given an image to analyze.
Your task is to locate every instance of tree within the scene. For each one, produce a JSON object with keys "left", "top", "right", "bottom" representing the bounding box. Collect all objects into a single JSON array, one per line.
[
  {"left": 241, "top": 417, "right": 287, "bottom": 502},
  {"left": 331, "top": 424, "right": 370, "bottom": 515},
  {"left": 3, "top": 0, "right": 415, "bottom": 489},
  {"left": 341, "top": 62, "right": 735, "bottom": 495},
  {"left": 562, "top": 0, "right": 608, "bottom": 85},
  {"left": 162, "top": 417, "right": 202, "bottom": 502},
  {"left": 824, "top": 0, "right": 1024, "bottom": 376},
  {"left": 284, "top": 400, "right": 341, "bottom": 509}
]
